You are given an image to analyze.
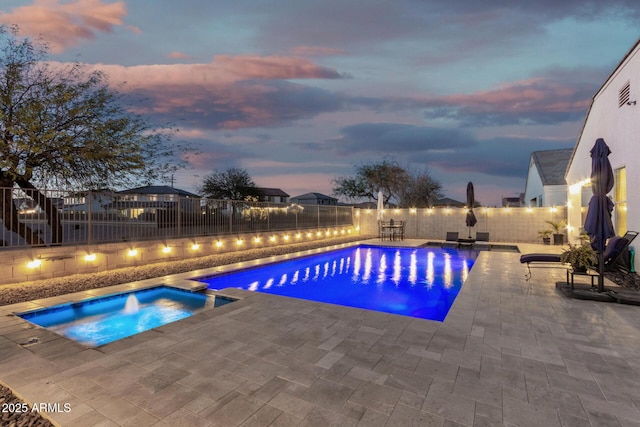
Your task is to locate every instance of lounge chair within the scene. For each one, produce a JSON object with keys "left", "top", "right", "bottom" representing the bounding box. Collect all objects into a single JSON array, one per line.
[
  {"left": 442, "top": 231, "right": 458, "bottom": 248},
  {"left": 520, "top": 231, "right": 638, "bottom": 279},
  {"left": 475, "top": 232, "right": 490, "bottom": 250}
]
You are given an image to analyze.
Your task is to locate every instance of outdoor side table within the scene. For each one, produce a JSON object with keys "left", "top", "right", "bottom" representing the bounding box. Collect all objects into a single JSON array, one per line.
[{"left": 566, "top": 268, "right": 599, "bottom": 289}]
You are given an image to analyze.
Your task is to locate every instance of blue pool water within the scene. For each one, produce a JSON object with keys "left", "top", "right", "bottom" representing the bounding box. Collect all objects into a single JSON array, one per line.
[
  {"left": 199, "top": 245, "right": 476, "bottom": 321},
  {"left": 18, "top": 286, "right": 231, "bottom": 346}
]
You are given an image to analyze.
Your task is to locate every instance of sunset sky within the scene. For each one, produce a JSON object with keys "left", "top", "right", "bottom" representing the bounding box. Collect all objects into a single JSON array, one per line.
[{"left": 1, "top": 1, "right": 638, "bottom": 205}]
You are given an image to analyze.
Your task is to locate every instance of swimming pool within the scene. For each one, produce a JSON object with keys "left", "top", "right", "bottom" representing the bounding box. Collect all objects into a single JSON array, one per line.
[
  {"left": 17, "top": 286, "right": 233, "bottom": 346},
  {"left": 197, "top": 245, "right": 476, "bottom": 321}
]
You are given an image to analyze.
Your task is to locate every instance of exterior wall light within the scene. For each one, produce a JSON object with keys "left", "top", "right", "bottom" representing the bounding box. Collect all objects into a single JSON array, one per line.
[
  {"left": 127, "top": 249, "right": 138, "bottom": 257},
  {"left": 84, "top": 253, "right": 97, "bottom": 261},
  {"left": 162, "top": 246, "right": 172, "bottom": 253},
  {"left": 191, "top": 243, "right": 200, "bottom": 250},
  {"left": 215, "top": 240, "right": 223, "bottom": 248}
]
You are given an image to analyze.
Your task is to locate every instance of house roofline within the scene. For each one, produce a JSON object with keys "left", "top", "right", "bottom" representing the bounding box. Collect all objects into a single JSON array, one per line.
[{"left": 565, "top": 37, "right": 640, "bottom": 179}]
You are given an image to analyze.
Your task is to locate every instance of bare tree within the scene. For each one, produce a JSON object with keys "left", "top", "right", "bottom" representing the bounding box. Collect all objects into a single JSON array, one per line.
[{"left": 200, "top": 168, "right": 262, "bottom": 201}]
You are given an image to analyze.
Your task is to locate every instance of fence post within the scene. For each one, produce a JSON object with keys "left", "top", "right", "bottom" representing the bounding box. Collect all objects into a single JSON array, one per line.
[
  {"left": 87, "top": 190, "right": 93, "bottom": 245},
  {"left": 177, "top": 197, "right": 182, "bottom": 237}
]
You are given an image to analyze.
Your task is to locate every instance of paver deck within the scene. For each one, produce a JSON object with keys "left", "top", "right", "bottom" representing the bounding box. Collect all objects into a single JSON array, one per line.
[{"left": 1, "top": 239, "right": 640, "bottom": 426}]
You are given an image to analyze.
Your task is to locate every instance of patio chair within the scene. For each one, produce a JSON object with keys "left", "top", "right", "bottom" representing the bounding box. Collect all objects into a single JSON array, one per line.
[
  {"left": 475, "top": 232, "right": 490, "bottom": 250},
  {"left": 442, "top": 231, "right": 458, "bottom": 248},
  {"left": 378, "top": 220, "right": 393, "bottom": 241},
  {"left": 392, "top": 221, "right": 406, "bottom": 241}
]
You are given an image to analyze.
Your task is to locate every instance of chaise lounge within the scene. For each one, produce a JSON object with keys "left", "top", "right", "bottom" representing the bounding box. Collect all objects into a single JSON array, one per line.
[{"left": 520, "top": 231, "right": 638, "bottom": 279}]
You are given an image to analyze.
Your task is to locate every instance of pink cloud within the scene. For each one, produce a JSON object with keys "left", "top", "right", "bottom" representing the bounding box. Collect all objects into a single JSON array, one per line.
[
  {"left": 186, "top": 151, "right": 236, "bottom": 170},
  {"left": 86, "top": 54, "right": 343, "bottom": 85},
  {"left": 167, "top": 51, "right": 191, "bottom": 60},
  {"left": 0, "top": 0, "right": 133, "bottom": 53},
  {"left": 211, "top": 54, "right": 343, "bottom": 80},
  {"left": 439, "top": 78, "right": 591, "bottom": 114}
]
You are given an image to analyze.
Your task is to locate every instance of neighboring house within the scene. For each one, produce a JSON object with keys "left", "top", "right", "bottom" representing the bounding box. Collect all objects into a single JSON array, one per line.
[
  {"left": 111, "top": 185, "right": 201, "bottom": 218},
  {"left": 565, "top": 38, "right": 640, "bottom": 252},
  {"left": 524, "top": 149, "right": 573, "bottom": 207},
  {"left": 256, "top": 188, "right": 289, "bottom": 203},
  {"left": 62, "top": 191, "right": 115, "bottom": 214},
  {"left": 501, "top": 194, "right": 524, "bottom": 208},
  {"left": 290, "top": 192, "right": 338, "bottom": 205}
]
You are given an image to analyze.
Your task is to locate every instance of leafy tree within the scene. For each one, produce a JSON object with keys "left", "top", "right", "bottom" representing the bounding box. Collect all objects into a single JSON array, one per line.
[
  {"left": 200, "top": 168, "right": 262, "bottom": 201},
  {"left": 0, "top": 25, "right": 186, "bottom": 246}
]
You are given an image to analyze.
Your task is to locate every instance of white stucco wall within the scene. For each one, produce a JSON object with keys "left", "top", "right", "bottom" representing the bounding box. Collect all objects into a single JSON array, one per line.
[
  {"left": 543, "top": 185, "right": 568, "bottom": 208},
  {"left": 524, "top": 159, "right": 544, "bottom": 207},
  {"left": 566, "top": 41, "right": 640, "bottom": 265},
  {"left": 524, "top": 158, "right": 567, "bottom": 208}
]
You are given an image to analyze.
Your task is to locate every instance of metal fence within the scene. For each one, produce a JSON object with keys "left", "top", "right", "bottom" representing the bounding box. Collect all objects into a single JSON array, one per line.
[{"left": 0, "top": 188, "right": 354, "bottom": 249}]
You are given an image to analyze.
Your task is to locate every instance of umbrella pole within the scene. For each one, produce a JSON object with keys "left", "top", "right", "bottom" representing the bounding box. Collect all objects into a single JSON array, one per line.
[{"left": 597, "top": 252, "right": 605, "bottom": 293}]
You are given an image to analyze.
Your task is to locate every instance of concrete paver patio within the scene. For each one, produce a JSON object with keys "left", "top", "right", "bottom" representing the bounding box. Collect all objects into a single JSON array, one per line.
[{"left": 1, "top": 239, "right": 640, "bottom": 426}]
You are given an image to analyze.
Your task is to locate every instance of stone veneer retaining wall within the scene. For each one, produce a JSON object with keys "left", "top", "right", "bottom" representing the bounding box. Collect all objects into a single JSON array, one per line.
[{"left": 0, "top": 227, "right": 357, "bottom": 285}]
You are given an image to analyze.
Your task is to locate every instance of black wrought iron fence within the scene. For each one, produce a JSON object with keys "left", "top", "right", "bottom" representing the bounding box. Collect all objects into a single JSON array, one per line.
[{"left": 0, "top": 188, "right": 354, "bottom": 249}]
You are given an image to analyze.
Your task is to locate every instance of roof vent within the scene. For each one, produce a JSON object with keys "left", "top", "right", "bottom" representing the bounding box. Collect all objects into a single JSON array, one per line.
[{"left": 619, "top": 81, "right": 631, "bottom": 108}]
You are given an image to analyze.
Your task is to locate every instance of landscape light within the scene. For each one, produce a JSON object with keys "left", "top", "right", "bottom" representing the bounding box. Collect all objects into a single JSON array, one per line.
[
  {"left": 295, "top": 233, "right": 302, "bottom": 239},
  {"left": 127, "top": 249, "right": 138, "bottom": 257},
  {"left": 270, "top": 235, "right": 277, "bottom": 242},
  {"left": 254, "top": 236, "right": 261, "bottom": 243},
  {"left": 215, "top": 240, "right": 223, "bottom": 248},
  {"left": 162, "top": 246, "right": 172, "bottom": 253},
  {"left": 283, "top": 235, "right": 290, "bottom": 241},
  {"left": 84, "top": 253, "right": 97, "bottom": 262},
  {"left": 27, "top": 259, "right": 42, "bottom": 269},
  {"left": 191, "top": 243, "right": 200, "bottom": 250},
  {"left": 236, "top": 239, "right": 243, "bottom": 246},
  {"left": 526, "top": 208, "right": 533, "bottom": 213}
]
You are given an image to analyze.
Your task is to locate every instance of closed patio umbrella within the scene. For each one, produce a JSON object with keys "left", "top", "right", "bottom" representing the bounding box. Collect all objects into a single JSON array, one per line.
[
  {"left": 583, "top": 138, "right": 615, "bottom": 293},
  {"left": 465, "top": 182, "right": 477, "bottom": 238},
  {"left": 376, "top": 191, "right": 384, "bottom": 221}
]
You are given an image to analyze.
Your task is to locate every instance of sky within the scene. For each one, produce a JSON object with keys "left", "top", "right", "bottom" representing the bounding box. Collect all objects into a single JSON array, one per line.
[{"left": 1, "top": 1, "right": 639, "bottom": 206}]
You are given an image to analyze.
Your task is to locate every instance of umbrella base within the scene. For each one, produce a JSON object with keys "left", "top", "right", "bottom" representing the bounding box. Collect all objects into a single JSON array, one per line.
[
  {"left": 555, "top": 282, "right": 616, "bottom": 302},
  {"left": 607, "top": 289, "right": 640, "bottom": 306}
]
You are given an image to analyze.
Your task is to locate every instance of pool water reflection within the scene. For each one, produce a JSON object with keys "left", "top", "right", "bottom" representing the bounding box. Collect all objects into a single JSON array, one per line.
[{"left": 198, "top": 245, "right": 476, "bottom": 321}]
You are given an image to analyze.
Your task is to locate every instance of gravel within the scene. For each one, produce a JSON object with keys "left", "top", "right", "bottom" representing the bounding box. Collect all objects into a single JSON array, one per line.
[
  {"left": 0, "top": 384, "right": 54, "bottom": 427},
  {"left": 0, "top": 236, "right": 363, "bottom": 306}
]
